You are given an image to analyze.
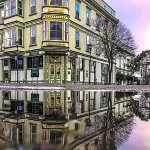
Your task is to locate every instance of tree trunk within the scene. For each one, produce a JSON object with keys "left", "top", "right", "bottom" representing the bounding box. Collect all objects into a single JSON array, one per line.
[{"left": 108, "top": 60, "right": 113, "bottom": 85}]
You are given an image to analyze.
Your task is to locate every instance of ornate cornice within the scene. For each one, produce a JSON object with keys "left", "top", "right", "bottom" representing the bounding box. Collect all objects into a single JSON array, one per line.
[{"left": 85, "top": 0, "right": 119, "bottom": 24}]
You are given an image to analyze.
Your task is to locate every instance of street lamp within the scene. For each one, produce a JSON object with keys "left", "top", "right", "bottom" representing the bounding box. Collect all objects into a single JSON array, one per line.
[
  {"left": 16, "top": 41, "right": 19, "bottom": 83},
  {"left": 88, "top": 43, "right": 92, "bottom": 85},
  {"left": 88, "top": 43, "right": 92, "bottom": 127},
  {"left": 16, "top": 41, "right": 19, "bottom": 145}
]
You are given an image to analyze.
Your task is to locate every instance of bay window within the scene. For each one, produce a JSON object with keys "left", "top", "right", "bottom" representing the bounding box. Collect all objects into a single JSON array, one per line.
[
  {"left": 43, "top": 21, "right": 48, "bottom": 40},
  {"left": 65, "top": 22, "right": 68, "bottom": 41},
  {"left": 5, "top": 28, "right": 23, "bottom": 47},
  {"left": 43, "top": 0, "right": 68, "bottom": 7},
  {"left": 43, "top": 21, "right": 68, "bottom": 41},
  {"left": 50, "top": 0, "right": 62, "bottom": 6},
  {"left": 50, "top": 22, "right": 62, "bottom": 40}
]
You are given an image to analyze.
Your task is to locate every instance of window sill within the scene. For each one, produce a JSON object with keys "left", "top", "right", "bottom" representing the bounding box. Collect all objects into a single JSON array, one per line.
[
  {"left": 75, "top": 47, "right": 81, "bottom": 50},
  {"left": 29, "top": 44, "right": 37, "bottom": 47},
  {"left": 86, "top": 23, "right": 91, "bottom": 27},
  {"left": 27, "top": 67, "right": 43, "bottom": 70},
  {"left": 29, "top": 13, "right": 37, "bottom": 16},
  {"left": 4, "top": 45, "right": 24, "bottom": 49},
  {"left": 4, "top": 14, "right": 24, "bottom": 19},
  {"left": 10, "top": 69, "right": 24, "bottom": 71},
  {"left": 75, "top": 17, "right": 81, "bottom": 21}
]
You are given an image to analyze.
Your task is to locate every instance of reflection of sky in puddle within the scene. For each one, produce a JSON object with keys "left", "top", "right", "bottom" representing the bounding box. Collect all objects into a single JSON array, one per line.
[{"left": 119, "top": 117, "right": 150, "bottom": 150}]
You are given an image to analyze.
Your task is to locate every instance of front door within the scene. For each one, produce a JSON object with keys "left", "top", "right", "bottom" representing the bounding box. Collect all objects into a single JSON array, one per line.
[{"left": 50, "top": 64, "right": 61, "bottom": 83}]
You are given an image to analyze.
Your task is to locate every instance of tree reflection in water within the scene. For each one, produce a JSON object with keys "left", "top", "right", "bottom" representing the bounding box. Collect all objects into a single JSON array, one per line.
[
  {"left": 125, "top": 92, "right": 150, "bottom": 122},
  {"left": 95, "top": 92, "right": 135, "bottom": 150}
]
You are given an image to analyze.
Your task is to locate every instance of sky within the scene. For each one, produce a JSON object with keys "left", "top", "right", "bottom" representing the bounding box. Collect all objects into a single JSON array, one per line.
[
  {"left": 105, "top": 0, "right": 150, "bottom": 54},
  {"left": 119, "top": 117, "right": 150, "bottom": 150}
]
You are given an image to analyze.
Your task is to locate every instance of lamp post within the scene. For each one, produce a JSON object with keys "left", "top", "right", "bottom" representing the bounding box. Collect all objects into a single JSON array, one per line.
[
  {"left": 16, "top": 41, "right": 19, "bottom": 145},
  {"left": 88, "top": 43, "right": 92, "bottom": 127},
  {"left": 16, "top": 41, "right": 19, "bottom": 83},
  {"left": 88, "top": 43, "right": 92, "bottom": 84}
]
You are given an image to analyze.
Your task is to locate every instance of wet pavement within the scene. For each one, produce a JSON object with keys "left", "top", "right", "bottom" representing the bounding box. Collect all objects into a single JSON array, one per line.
[{"left": 0, "top": 90, "right": 149, "bottom": 150}]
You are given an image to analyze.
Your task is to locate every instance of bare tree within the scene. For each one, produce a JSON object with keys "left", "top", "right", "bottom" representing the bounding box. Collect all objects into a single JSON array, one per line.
[{"left": 91, "top": 19, "right": 137, "bottom": 84}]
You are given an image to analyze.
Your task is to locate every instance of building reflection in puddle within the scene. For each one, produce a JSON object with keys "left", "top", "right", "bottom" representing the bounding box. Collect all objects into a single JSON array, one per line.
[{"left": 0, "top": 90, "right": 141, "bottom": 149}]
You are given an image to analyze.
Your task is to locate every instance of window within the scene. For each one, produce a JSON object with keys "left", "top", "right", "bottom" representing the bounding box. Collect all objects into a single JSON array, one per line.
[
  {"left": 86, "top": 9, "right": 91, "bottom": 25},
  {"left": 75, "top": 122, "right": 79, "bottom": 130},
  {"left": 119, "top": 55, "right": 121, "bottom": 67},
  {"left": 64, "top": 0, "right": 68, "bottom": 7},
  {"left": 11, "top": 0, "right": 16, "bottom": 15},
  {"left": 4, "top": 71, "right": 9, "bottom": 79},
  {"left": 5, "top": 29, "right": 23, "bottom": 47},
  {"left": 18, "top": 0, "right": 23, "bottom": 16},
  {"left": 19, "top": 124, "right": 23, "bottom": 144},
  {"left": 3, "top": 91, "right": 10, "bottom": 100},
  {"left": 50, "top": 130, "right": 63, "bottom": 144},
  {"left": 12, "top": 126, "right": 17, "bottom": 143},
  {"left": 30, "top": 0, "right": 36, "bottom": 14},
  {"left": 28, "top": 102, "right": 43, "bottom": 114},
  {"left": 12, "top": 28, "right": 16, "bottom": 45},
  {"left": 18, "top": 29, "right": 22, "bottom": 45},
  {"left": 10, "top": 57, "right": 24, "bottom": 70},
  {"left": 104, "top": 4, "right": 106, "bottom": 9},
  {"left": 43, "top": 21, "right": 48, "bottom": 40},
  {"left": 31, "top": 93, "right": 39, "bottom": 103},
  {"left": 96, "top": 15, "right": 100, "bottom": 30},
  {"left": 5, "top": 30, "right": 11, "bottom": 47},
  {"left": 75, "top": 2, "right": 80, "bottom": 19},
  {"left": 50, "top": 0, "right": 62, "bottom": 6},
  {"left": 1, "top": 10, "right": 4, "bottom": 24},
  {"left": 44, "top": 0, "right": 48, "bottom": 5},
  {"left": 30, "top": 26, "right": 36, "bottom": 45},
  {"left": 5, "top": 0, "right": 17, "bottom": 17},
  {"left": 11, "top": 101, "right": 24, "bottom": 112},
  {"left": 96, "top": 40, "right": 100, "bottom": 56},
  {"left": 31, "top": 125, "right": 36, "bottom": 144},
  {"left": 50, "top": 22, "right": 62, "bottom": 40},
  {"left": 80, "top": 58, "right": 84, "bottom": 70},
  {"left": 4, "top": 59, "right": 9, "bottom": 66},
  {"left": 65, "top": 22, "right": 68, "bottom": 41},
  {"left": 27, "top": 56, "right": 43, "bottom": 68},
  {"left": 86, "top": 35, "right": 90, "bottom": 52},
  {"left": 75, "top": 31, "right": 80, "bottom": 48},
  {"left": 5, "top": 2, "right": 11, "bottom": 17},
  {"left": 110, "top": 10, "right": 113, "bottom": 15},
  {"left": 104, "top": 20, "right": 108, "bottom": 28}
]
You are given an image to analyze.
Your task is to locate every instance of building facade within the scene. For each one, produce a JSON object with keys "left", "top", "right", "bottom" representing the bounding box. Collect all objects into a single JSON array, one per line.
[
  {"left": 0, "top": 0, "right": 134, "bottom": 147},
  {"left": 0, "top": 0, "right": 133, "bottom": 85}
]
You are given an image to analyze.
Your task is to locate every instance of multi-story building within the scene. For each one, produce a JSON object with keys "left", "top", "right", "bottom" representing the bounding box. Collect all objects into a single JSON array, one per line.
[
  {"left": 0, "top": 0, "right": 134, "bottom": 147},
  {"left": 0, "top": 0, "right": 120, "bottom": 85},
  {"left": 0, "top": 90, "right": 134, "bottom": 149}
]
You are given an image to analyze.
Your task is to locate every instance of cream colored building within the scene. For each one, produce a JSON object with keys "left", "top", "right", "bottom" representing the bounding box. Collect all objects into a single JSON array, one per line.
[{"left": 0, "top": 0, "right": 134, "bottom": 148}]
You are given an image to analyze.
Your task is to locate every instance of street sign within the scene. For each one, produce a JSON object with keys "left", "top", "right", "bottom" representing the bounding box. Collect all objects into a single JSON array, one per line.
[
  {"left": 18, "top": 59, "right": 23, "bottom": 65},
  {"left": 17, "top": 106, "right": 23, "bottom": 111}
]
